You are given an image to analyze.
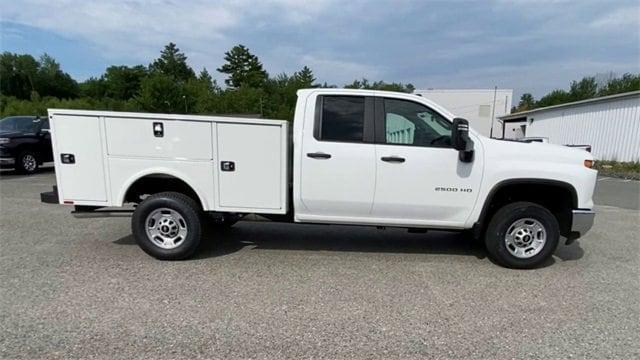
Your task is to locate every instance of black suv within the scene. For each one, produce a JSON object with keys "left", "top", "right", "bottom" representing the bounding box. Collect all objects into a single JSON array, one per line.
[{"left": 0, "top": 116, "right": 53, "bottom": 174}]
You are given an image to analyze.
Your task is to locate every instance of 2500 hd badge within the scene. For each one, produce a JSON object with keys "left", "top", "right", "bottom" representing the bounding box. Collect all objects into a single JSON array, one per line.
[{"left": 435, "top": 187, "right": 473, "bottom": 193}]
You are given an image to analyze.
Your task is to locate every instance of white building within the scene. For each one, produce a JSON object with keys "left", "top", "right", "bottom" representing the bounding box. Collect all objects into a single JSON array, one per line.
[
  {"left": 413, "top": 88, "right": 513, "bottom": 137},
  {"left": 498, "top": 91, "right": 640, "bottom": 162}
]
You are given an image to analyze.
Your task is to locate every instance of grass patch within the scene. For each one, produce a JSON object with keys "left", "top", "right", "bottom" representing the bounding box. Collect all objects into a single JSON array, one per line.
[{"left": 594, "top": 160, "right": 640, "bottom": 180}]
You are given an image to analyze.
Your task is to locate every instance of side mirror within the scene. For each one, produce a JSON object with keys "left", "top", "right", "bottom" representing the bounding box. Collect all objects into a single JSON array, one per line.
[{"left": 452, "top": 118, "right": 474, "bottom": 162}]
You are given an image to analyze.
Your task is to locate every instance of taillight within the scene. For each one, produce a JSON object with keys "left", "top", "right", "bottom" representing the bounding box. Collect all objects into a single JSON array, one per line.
[{"left": 584, "top": 160, "right": 594, "bottom": 168}]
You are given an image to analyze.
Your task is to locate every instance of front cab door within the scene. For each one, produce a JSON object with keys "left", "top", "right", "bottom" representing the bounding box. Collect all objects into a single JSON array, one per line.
[{"left": 371, "top": 96, "right": 483, "bottom": 228}]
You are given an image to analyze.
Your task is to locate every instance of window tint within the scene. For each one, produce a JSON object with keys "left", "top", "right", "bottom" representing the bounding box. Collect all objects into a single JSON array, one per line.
[
  {"left": 40, "top": 118, "right": 50, "bottom": 130},
  {"left": 383, "top": 98, "right": 452, "bottom": 147},
  {"left": 0, "top": 116, "right": 40, "bottom": 132},
  {"left": 320, "top": 96, "right": 365, "bottom": 142}
]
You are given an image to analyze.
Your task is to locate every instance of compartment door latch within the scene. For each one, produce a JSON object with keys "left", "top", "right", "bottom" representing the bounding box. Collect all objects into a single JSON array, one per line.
[
  {"left": 153, "top": 122, "right": 164, "bottom": 137},
  {"left": 60, "top": 153, "right": 75, "bottom": 164},
  {"left": 220, "top": 161, "right": 235, "bottom": 172}
]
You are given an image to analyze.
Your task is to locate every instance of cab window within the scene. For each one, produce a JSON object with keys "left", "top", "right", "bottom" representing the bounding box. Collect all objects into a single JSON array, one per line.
[
  {"left": 383, "top": 98, "right": 452, "bottom": 147},
  {"left": 315, "top": 96, "right": 365, "bottom": 142},
  {"left": 0, "top": 116, "right": 41, "bottom": 133}
]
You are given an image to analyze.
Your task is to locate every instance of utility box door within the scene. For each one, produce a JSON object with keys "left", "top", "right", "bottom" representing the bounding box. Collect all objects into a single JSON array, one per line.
[
  {"left": 105, "top": 118, "right": 212, "bottom": 160},
  {"left": 52, "top": 115, "right": 107, "bottom": 202},
  {"left": 216, "top": 123, "right": 285, "bottom": 212}
]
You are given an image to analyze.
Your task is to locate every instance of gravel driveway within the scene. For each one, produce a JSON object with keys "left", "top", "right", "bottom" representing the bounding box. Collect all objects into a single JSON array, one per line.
[{"left": 1, "top": 169, "right": 638, "bottom": 359}]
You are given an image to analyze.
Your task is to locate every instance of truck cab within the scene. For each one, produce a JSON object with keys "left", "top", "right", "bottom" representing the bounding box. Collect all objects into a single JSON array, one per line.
[
  {"left": 41, "top": 89, "right": 597, "bottom": 268},
  {"left": 293, "top": 89, "right": 482, "bottom": 229}
]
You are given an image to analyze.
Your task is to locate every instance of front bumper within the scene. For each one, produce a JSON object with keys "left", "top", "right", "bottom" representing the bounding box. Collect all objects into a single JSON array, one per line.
[
  {"left": 0, "top": 157, "right": 15, "bottom": 167},
  {"left": 567, "top": 209, "right": 595, "bottom": 243}
]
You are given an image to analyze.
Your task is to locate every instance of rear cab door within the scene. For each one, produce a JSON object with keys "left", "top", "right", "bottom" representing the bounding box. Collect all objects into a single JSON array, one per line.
[{"left": 294, "top": 91, "right": 377, "bottom": 223}]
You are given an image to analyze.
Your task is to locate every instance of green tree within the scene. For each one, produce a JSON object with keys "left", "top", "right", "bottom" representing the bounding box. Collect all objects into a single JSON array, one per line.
[
  {"left": 532, "top": 73, "right": 639, "bottom": 110},
  {"left": 345, "top": 78, "right": 371, "bottom": 89},
  {"left": 149, "top": 43, "right": 195, "bottom": 82},
  {"left": 598, "top": 73, "right": 640, "bottom": 96},
  {"left": 0, "top": 53, "right": 40, "bottom": 99},
  {"left": 79, "top": 77, "right": 107, "bottom": 99},
  {"left": 568, "top": 76, "right": 598, "bottom": 102},
  {"left": 217, "top": 45, "right": 268, "bottom": 88},
  {"left": 536, "top": 89, "right": 571, "bottom": 108},
  {"left": 103, "top": 65, "right": 148, "bottom": 100},
  {"left": 262, "top": 73, "right": 297, "bottom": 119},
  {"left": 344, "top": 78, "right": 414, "bottom": 93},
  {"left": 294, "top": 66, "right": 316, "bottom": 88},
  {"left": 217, "top": 85, "right": 265, "bottom": 114},
  {"left": 135, "top": 73, "right": 185, "bottom": 113},
  {"left": 197, "top": 68, "right": 220, "bottom": 93},
  {"left": 35, "top": 54, "right": 79, "bottom": 98},
  {"left": 516, "top": 93, "right": 535, "bottom": 112},
  {"left": 183, "top": 68, "right": 223, "bottom": 114}
]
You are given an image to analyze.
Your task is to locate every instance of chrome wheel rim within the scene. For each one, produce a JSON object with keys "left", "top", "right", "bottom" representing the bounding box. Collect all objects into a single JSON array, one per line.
[
  {"left": 145, "top": 208, "right": 188, "bottom": 249},
  {"left": 504, "top": 218, "right": 547, "bottom": 259},
  {"left": 22, "top": 154, "right": 36, "bottom": 171}
]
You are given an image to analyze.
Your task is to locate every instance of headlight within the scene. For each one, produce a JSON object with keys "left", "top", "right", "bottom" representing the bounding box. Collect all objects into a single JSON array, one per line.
[{"left": 0, "top": 138, "right": 10, "bottom": 145}]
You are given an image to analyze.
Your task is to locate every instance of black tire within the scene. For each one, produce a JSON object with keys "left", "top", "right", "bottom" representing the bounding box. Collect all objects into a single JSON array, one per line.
[
  {"left": 131, "top": 192, "right": 202, "bottom": 260},
  {"left": 15, "top": 150, "right": 39, "bottom": 174},
  {"left": 484, "top": 202, "right": 560, "bottom": 269}
]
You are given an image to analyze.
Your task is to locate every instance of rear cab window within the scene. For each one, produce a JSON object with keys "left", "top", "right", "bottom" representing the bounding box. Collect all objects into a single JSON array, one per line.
[{"left": 314, "top": 95, "right": 374, "bottom": 143}]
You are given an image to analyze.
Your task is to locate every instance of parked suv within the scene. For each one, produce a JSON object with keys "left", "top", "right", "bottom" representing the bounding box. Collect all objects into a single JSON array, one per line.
[{"left": 0, "top": 115, "right": 53, "bottom": 174}]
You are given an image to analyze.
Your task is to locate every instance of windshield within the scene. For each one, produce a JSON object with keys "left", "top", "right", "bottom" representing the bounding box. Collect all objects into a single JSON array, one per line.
[{"left": 0, "top": 116, "right": 42, "bottom": 132}]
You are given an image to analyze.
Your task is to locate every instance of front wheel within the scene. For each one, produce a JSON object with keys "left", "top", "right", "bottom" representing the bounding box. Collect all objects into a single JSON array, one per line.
[
  {"left": 15, "top": 151, "right": 39, "bottom": 174},
  {"left": 132, "top": 192, "right": 202, "bottom": 260},
  {"left": 484, "top": 202, "right": 560, "bottom": 269}
]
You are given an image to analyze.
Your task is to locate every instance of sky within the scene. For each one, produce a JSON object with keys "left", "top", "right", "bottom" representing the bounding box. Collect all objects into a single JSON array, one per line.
[{"left": 1, "top": 0, "right": 639, "bottom": 100}]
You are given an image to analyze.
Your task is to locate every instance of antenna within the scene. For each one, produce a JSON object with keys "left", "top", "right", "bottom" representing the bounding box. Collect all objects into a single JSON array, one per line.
[{"left": 489, "top": 86, "right": 497, "bottom": 138}]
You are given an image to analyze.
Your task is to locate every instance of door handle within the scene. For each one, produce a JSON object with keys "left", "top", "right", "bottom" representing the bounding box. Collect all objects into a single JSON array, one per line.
[
  {"left": 381, "top": 156, "right": 405, "bottom": 163},
  {"left": 307, "top": 152, "right": 332, "bottom": 159}
]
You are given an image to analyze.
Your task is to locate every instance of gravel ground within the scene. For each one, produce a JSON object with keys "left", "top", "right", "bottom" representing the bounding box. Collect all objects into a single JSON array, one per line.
[{"left": 0, "top": 169, "right": 638, "bottom": 359}]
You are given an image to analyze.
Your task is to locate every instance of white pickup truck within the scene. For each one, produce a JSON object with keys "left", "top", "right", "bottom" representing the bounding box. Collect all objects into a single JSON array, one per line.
[{"left": 40, "top": 89, "right": 597, "bottom": 268}]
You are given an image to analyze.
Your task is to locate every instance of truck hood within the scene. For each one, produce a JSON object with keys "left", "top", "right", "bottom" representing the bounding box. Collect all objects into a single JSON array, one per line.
[
  {"left": 0, "top": 130, "right": 25, "bottom": 138},
  {"left": 481, "top": 137, "right": 594, "bottom": 164}
]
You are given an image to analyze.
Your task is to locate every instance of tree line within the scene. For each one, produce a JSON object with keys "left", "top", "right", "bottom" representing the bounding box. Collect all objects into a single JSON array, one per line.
[
  {"left": 513, "top": 73, "right": 640, "bottom": 113},
  {"left": 1, "top": 42, "right": 638, "bottom": 119},
  {"left": 0, "top": 43, "right": 414, "bottom": 119}
]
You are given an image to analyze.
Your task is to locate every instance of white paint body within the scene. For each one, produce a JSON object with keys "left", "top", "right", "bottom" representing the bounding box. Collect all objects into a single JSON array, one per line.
[
  {"left": 48, "top": 88, "right": 596, "bottom": 231},
  {"left": 49, "top": 111, "right": 289, "bottom": 214},
  {"left": 413, "top": 89, "right": 513, "bottom": 138}
]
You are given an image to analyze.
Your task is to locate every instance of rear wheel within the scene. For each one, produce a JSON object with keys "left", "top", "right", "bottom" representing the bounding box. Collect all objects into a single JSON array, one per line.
[
  {"left": 15, "top": 151, "right": 38, "bottom": 174},
  {"left": 132, "top": 192, "right": 202, "bottom": 260},
  {"left": 484, "top": 202, "right": 559, "bottom": 269}
]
